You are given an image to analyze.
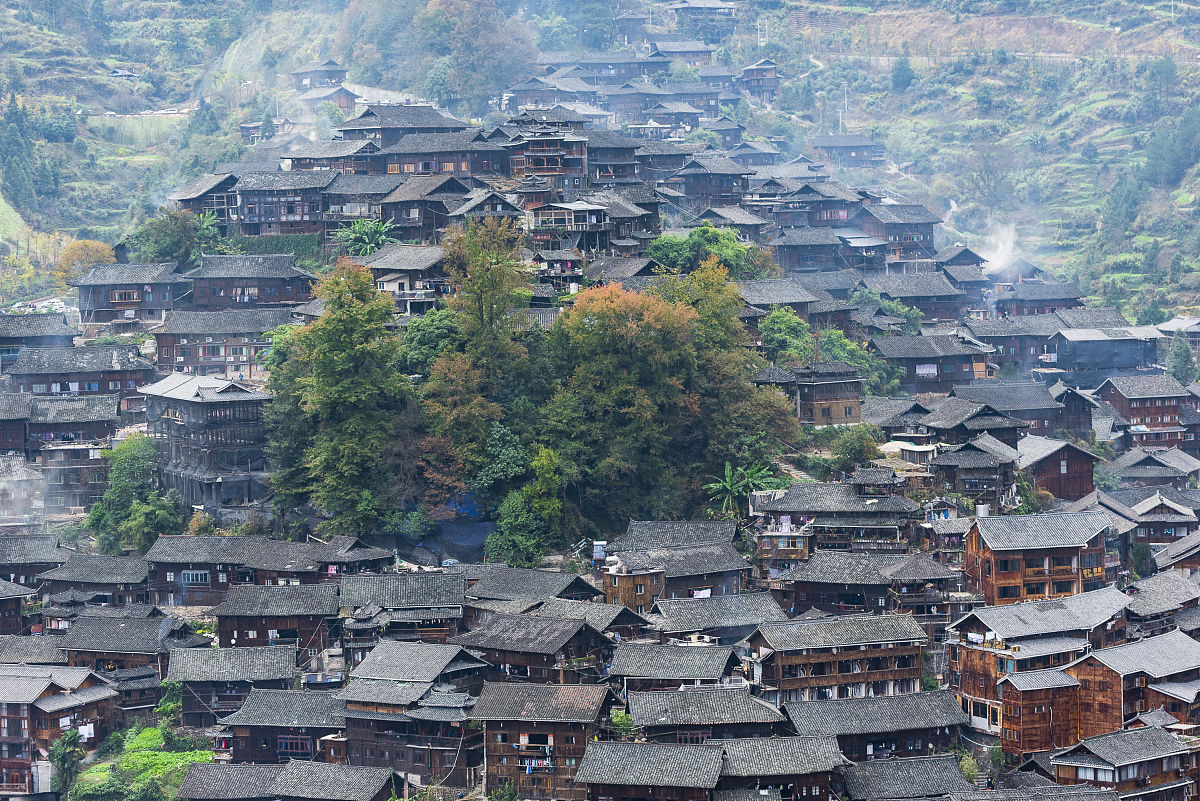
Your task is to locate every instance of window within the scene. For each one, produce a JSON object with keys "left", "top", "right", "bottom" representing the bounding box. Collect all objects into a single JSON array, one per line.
[
  {"left": 181, "top": 571, "right": 209, "bottom": 585},
  {"left": 635, "top": 583, "right": 644, "bottom": 594},
  {"left": 246, "top": 630, "right": 257, "bottom": 639},
  {"left": 109, "top": 381, "right": 120, "bottom": 390},
  {"left": 1060, "top": 458, "right": 1068, "bottom": 474}
]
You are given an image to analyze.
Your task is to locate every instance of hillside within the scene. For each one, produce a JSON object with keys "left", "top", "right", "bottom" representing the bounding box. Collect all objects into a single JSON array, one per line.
[{"left": 8, "top": 0, "right": 1200, "bottom": 319}]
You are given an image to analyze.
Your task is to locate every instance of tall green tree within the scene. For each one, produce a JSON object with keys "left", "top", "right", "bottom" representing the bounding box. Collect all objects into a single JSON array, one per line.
[
  {"left": 759, "top": 307, "right": 814, "bottom": 365},
  {"left": 1168, "top": 330, "right": 1197, "bottom": 386},
  {"left": 891, "top": 57, "right": 915, "bottom": 92},
  {"left": 266, "top": 259, "right": 418, "bottom": 535},
  {"left": 86, "top": 433, "right": 160, "bottom": 554},
  {"left": 126, "top": 209, "right": 226, "bottom": 269},
  {"left": 49, "top": 729, "right": 84, "bottom": 793}
]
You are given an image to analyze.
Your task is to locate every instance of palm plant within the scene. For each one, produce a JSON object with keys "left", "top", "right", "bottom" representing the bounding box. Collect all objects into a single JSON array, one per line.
[{"left": 335, "top": 218, "right": 400, "bottom": 257}]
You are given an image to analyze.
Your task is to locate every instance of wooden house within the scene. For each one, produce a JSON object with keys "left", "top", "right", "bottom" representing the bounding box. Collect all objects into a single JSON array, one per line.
[
  {"left": 530, "top": 597, "right": 649, "bottom": 641},
  {"left": 0, "top": 455, "right": 43, "bottom": 519},
  {"left": 473, "top": 682, "right": 616, "bottom": 801},
  {"left": 284, "top": 139, "right": 381, "bottom": 174},
  {"left": 575, "top": 740, "right": 724, "bottom": 801},
  {"left": 0, "top": 578, "right": 33, "bottom": 635},
  {"left": 608, "top": 643, "right": 743, "bottom": 693},
  {"left": 785, "top": 690, "right": 968, "bottom": 761},
  {"left": 1099, "top": 375, "right": 1194, "bottom": 451},
  {"left": 860, "top": 272, "right": 965, "bottom": 321},
  {"left": 7, "top": 345, "right": 157, "bottom": 412},
  {"left": 1125, "top": 569, "right": 1200, "bottom": 638},
  {"left": 629, "top": 686, "right": 786, "bottom": 743},
  {"left": 505, "top": 126, "right": 589, "bottom": 196},
  {"left": 36, "top": 554, "right": 147, "bottom": 607},
  {"left": 634, "top": 140, "right": 691, "bottom": 182},
  {"left": 848, "top": 204, "right": 940, "bottom": 261},
  {"left": 448, "top": 613, "right": 612, "bottom": 684},
  {"left": 177, "top": 761, "right": 392, "bottom": 801},
  {"left": 711, "top": 736, "right": 849, "bottom": 801},
  {"left": 842, "top": 754, "right": 973, "bottom": 801},
  {"left": 294, "top": 84, "right": 359, "bottom": 117},
  {"left": 226, "top": 171, "right": 334, "bottom": 236},
  {"left": 291, "top": 59, "right": 347, "bottom": 90},
  {"left": 965, "top": 510, "right": 1110, "bottom": 605},
  {"left": 166, "top": 645, "right": 297, "bottom": 728},
  {"left": 142, "top": 373, "right": 271, "bottom": 508},
  {"left": 743, "top": 614, "right": 927, "bottom": 705},
  {"left": 768, "top": 227, "right": 844, "bottom": 272},
  {"left": 59, "top": 615, "right": 209, "bottom": 677},
  {"left": 356, "top": 243, "right": 448, "bottom": 315},
  {"left": 1048, "top": 726, "right": 1193, "bottom": 801},
  {"left": 186, "top": 255, "right": 314, "bottom": 309},
  {"left": 808, "top": 135, "right": 885, "bottom": 168},
  {"left": 210, "top": 583, "right": 340, "bottom": 669},
  {"left": 651, "top": 592, "right": 786, "bottom": 645},
  {"left": 929, "top": 433, "right": 1020, "bottom": 510},
  {"left": 946, "top": 585, "right": 1130, "bottom": 735},
  {"left": 1017, "top": 436, "right": 1099, "bottom": 500},
  {"left": 338, "top": 572, "right": 466, "bottom": 663},
  {"left": 217, "top": 688, "right": 345, "bottom": 763},
  {"left": 0, "top": 535, "right": 71, "bottom": 588},
  {"left": 0, "top": 664, "right": 118, "bottom": 793},
  {"left": 994, "top": 282, "right": 1084, "bottom": 316},
  {"left": 336, "top": 641, "right": 487, "bottom": 788},
  {"left": 28, "top": 394, "right": 118, "bottom": 513},
  {"left": 585, "top": 129, "right": 643, "bottom": 186},
  {"left": 0, "top": 313, "right": 78, "bottom": 369},
  {"left": 995, "top": 667, "right": 1081, "bottom": 763},
  {"left": 152, "top": 308, "right": 292, "bottom": 380},
  {"left": 1111, "top": 447, "right": 1200, "bottom": 489},
  {"left": 335, "top": 104, "right": 469, "bottom": 148},
  {"left": 602, "top": 541, "right": 747, "bottom": 612},
  {"left": 381, "top": 174, "right": 472, "bottom": 242},
  {"left": 734, "top": 278, "right": 819, "bottom": 321},
  {"left": 736, "top": 59, "right": 780, "bottom": 101},
  {"left": 951, "top": 380, "right": 1065, "bottom": 434},
  {"left": 758, "top": 480, "right": 920, "bottom": 553},
  {"left": 667, "top": 157, "right": 753, "bottom": 209},
  {"left": 869, "top": 335, "right": 994, "bottom": 394},
  {"left": 379, "top": 128, "right": 507, "bottom": 178},
  {"left": 648, "top": 40, "right": 715, "bottom": 67}
]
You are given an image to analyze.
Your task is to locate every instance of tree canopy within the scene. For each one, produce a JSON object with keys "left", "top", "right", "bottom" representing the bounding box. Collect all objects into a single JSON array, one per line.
[{"left": 645, "top": 224, "right": 779, "bottom": 280}]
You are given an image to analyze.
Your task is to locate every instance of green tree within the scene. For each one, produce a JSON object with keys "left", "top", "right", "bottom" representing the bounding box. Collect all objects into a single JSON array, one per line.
[
  {"left": 1136, "top": 297, "right": 1169, "bottom": 326},
  {"left": 259, "top": 110, "right": 276, "bottom": 140},
  {"left": 891, "top": 57, "right": 915, "bottom": 92},
  {"left": 759, "top": 307, "right": 814, "bottom": 365},
  {"left": 959, "top": 753, "right": 980, "bottom": 784},
  {"left": 831, "top": 425, "right": 884, "bottom": 474},
  {"left": 49, "top": 729, "right": 84, "bottom": 793},
  {"left": 610, "top": 708, "right": 640, "bottom": 739},
  {"left": 126, "top": 209, "right": 226, "bottom": 270},
  {"left": 118, "top": 490, "right": 186, "bottom": 554},
  {"left": 667, "top": 60, "right": 699, "bottom": 83},
  {"left": 1169, "top": 331, "right": 1197, "bottom": 386},
  {"left": 336, "top": 218, "right": 399, "bottom": 257},
  {"left": 401, "top": 305, "right": 460, "bottom": 374},
  {"left": 86, "top": 433, "right": 159, "bottom": 554},
  {"left": 489, "top": 783, "right": 518, "bottom": 801},
  {"left": 423, "top": 56, "right": 458, "bottom": 108},
  {"left": 816, "top": 329, "right": 901, "bottom": 396},
  {"left": 266, "top": 259, "right": 417, "bottom": 535},
  {"left": 645, "top": 224, "right": 778, "bottom": 280}
]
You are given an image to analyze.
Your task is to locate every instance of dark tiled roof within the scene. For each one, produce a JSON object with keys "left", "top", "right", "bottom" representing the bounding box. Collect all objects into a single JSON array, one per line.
[
  {"left": 952, "top": 585, "right": 1131, "bottom": 640},
  {"left": 472, "top": 681, "right": 611, "bottom": 722},
  {"left": 735, "top": 279, "right": 820, "bottom": 306},
  {"left": 1079, "top": 630, "right": 1200, "bottom": 678},
  {"left": 218, "top": 688, "right": 345, "bottom": 728},
  {"left": 0, "top": 536, "right": 73, "bottom": 565},
  {"left": 653, "top": 592, "right": 786, "bottom": 633},
  {"left": 325, "top": 173, "right": 406, "bottom": 196},
  {"left": 61, "top": 616, "right": 193, "bottom": 654},
  {"left": 612, "top": 541, "right": 747, "bottom": 579},
  {"left": 531, "top": 598, "right": 647, "bottom": 631},
  {"left": 1124, "top": 571, "right": 1200, "bottom": 617},
  {"left": 7, "top": 345, "right": 154, "bottom": 375},
  {"left": 271, "top": 761, "right": 392, "bottom": 801},
  {"left": 1100, "top": 374, "right": 1190, "bottom": 400},
  {"left": 1003, "top": 282, "right": 1083, "bottom": 301},
  {"left": 286, "top": 139, "right": 376, "bottom": 159},
  {"left": 167, "top": 646, "right": 297, "bottom": 683},
  {"left": 379, "top": 129, "right": 505, "bottom": 155},
  {"left": 575, "top": 741, "right": 724, "bottom": 789},
  {"left": 466, "top": 567, "right": 597, "bottom": 601},
  {"left": 336, "top": 104, "right": 467, "bottom": 132},
  {"left": 210, "top": 584, "right": 339, "bottom": 618},
  {"left": 777, "top": 550, "right": 955, "bottom": 585},
  {"left": 610, "top": 520, "right": 736, "bottom": 552},
  {"left": 350, "top": 641, "right": 481, "bottom": 683},
  {"left": 340, "top": 572, "right": 465, "bottom": 609},
  {"left": 761, "top": 482, "right": 918, "bottom": 515},
  {"left": 844, "top": 754, "right": 973, "bottom": 800},
  {"left": 0, "top": 393, "right": 32, "bottom": 421},
  {"left": 447, "top": 613, "right": 597, "bottom": 654},
  {"left": 357, "top": 244, "right": 445, "bottom": 273},
  {"left": 69, "top": 263, "right": 181, "bottom": 287},
  {"left": 37, "top": 554, "right": 147, "bottom": 584},
  {"left": 230, "top": 171, "right": 335, "bottom": 192},
  {"left": 869, "top": 335, "right": 989, "bottom": 359},
  {"left": 785, "top": 690, "right": 968, "bottom": 736},
  {"left": 919, "top": 398, "right": 1025, "bottom": 432},
  {"left": 951, "top": 381, "right": 1062, "bottom": 413},
  {"left": 189, "top": 254, "right": 313, "bottom": 280},
  {"left": 756, "top": 614, "right": 927, "bottom": 651},
  {"left": 629, "top": 686, "right": 784, "bottom": 727},
  {"left": 975, "top": 510, "right": 1109, "bottom": 551},
  {"left": 0, "top": 635, "right": 66, "bottom": 664},
  {"left": 175, "top": 763, "right": 282, "bottom": 801},
  {"left": 861, "top": 272, "right": 962, "bottom": 300},
  {"left": 609, "top": 643, "right": 737, "bottom": 679},
  {"left": 154, "top": 308, "right": 295, "bottom": 336},
  {"left": 0, "top": 313, "right": 80, "bottom": 340},
  {"left": 1054, "top": 726, "right": 1187, "bottom": 768},
  {"left": 29, "top": 394, "right": 119, "bottom": 424},
  {"left": 858, "top": 203, "right": 941, "bottom": 225},
  {"left": 713, "top": 736, "right": 849, "bottom": 776}
]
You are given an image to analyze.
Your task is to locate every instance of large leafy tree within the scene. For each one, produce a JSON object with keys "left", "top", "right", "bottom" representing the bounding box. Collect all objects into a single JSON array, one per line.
[
  {"left": 646, "top": 224, "right": 779, "bottom": 280},
  {"left": 760, "top": 307, "right": 814, "bottom": 365},
  {"left": 1168, "top": 330, "right": 1197, "bottom": 386},
  {"left": 266, "top": 259, "right": 418, "bottom": 535},
  {"left": 86, "top": 432, "right": 163, "bottom": 553},
  {"left": 53, "top": 239, "right": 114, "bottom": 286},
  {"left": 126, "top": 208, "right": 229, "bottom": 269}
]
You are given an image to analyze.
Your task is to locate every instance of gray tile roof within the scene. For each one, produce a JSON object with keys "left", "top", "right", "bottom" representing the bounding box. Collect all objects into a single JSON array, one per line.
[
  {"left": 286, "top": 139, "right": 376, "bottom": 159},
  {"left": 0, "top": 393, "right": 32, "bottom": 421},
  {"left": 998, "top": 669, "right": 1079, "bottom": 691},
  {"left": 37, "top": 554, "right": 147, "bottom": 584},
  {"left": 0, "top": 634, "right": 66, "bottom": 664},
  {"left": 845, "top": 754, "right": 972, "bottom": 800},
  {"left": 975, "top": 510, "right": 1109, "bottom": 551},
  {"left": 952, "top": 381, "right": 1063, "bottom": 413},
  {"left": 153, "top": 308, "right": 295, "bottom": 336},
  {"left": 760, "top": 482, "right": 918, "bottom": 515},
  {"left": 1075, "top": 630, "right": 1200, "bottom": 678},
  {"left": 139, "top": 375, "right": 271, "bottom": 404},
  {"left": 271, "top": 761, "right": 393, "bottom": 801},
  {"left": 338, "top": 571, "right": 465, "bottom": 610},
  {"left": 7, "top": 345, "right": 155, "bottom": 375},
  {"left": 919, "top": 398, "right": 1026, "bottom": 433},
  {"left": 29, "top": 394, "right": 119, "bottom": 424},
  {"left": 61, "top": 616, "right": 195, "bottom": 654},
  {"left": 323, "top": 174, "right": 405, "bottom": 196},
  {"left": 870, "top": 335, "right": 990, "bottom": 360},
  {"left": 861, "top": 272, "right": 962, "bottom": 300},
  {"left": 334, "top": 677, "right": 432, "bottom": 706},
  {"left": 447, "top": 612, "right": 598, "bottom": 654},
  {"left": 336, "top": 104, "right": 467, "bottom": 132},
  {"left": 757, "top": 613, "right": 927, "bottom": 651},
  {"left": 218, "top": 688, "right": 345, "bottom": 728},
  {"left": 629, "top": 686, "right": 784, "bottom": 727},
  {"left": 611, "top": 541, "right": 747, "bottom": 579},
  {"left": 653, "top": 592, "right": 787, "bottom": 634},
  {"left": 735, "top": 279, "right": 820, "bottom": 307},
  {"left": 776, "top": 550, "right": 955, "bottom": 586},
  {"left": 230, "top": 172, "right": 337, "bottom": 192},
  {"left": 0, "top": 578, "right": 34, "bottom": 600},
  {"left": 1101, "top": 374, "right": 1190, "bottom": 400},
  {"left": 166, "top": 646, "right": 297, "bottom": 683},
  {"left": 785, "top": 690, "right": 968, "bottom": 736},
  {"left": 609, "top": 643, "right": 738, "bottom": 679},
  {"left": 0, "top": 535, "right": 69, "bottom": 565},
  {"left": 465, "top": 567, "right": 598, "bottom": 601},
  {"left": 472, "top": 681, "right": 611, "bottom": 722},
  {"left": 350, "top": 641, "right": 482, "bottom": 683},
  {"left": 178, "top": 762, "right": 380, "bottom": 801},
  {"left": 1053, "top": 726, "right": 1187, "bottom": 768},
  {"left": 531, "top": 598, "right": 647, "bottom": 631},
  {"left": 357, "top": 244, "right": 446, "bottom": 273},
  {"left": 210, "top": 584, "right": 339, "bottom": 618},
  {"left": 69, "top": 263, "right": 181, "bottom": 287},
  {"left": 1125, "top": 570, "right": 1200, "bottom": 617},
  {"left": 712, "top": 736, "right": 849, "bottom": 776},
  {"left": 1003, "top": 282, "right": 1083, "bottom": 301},
  {"left": 188, "top": 254, "right": 314, "bottom": 280},
  {"left": 609, "top": 520, "right": 736, "bottom": 552},
  {"left": 951, "top": 585, "right": 1131, "bottom": 640},
  {"left": 575, "top": 741, "right": 725, "bottom": 789}
]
